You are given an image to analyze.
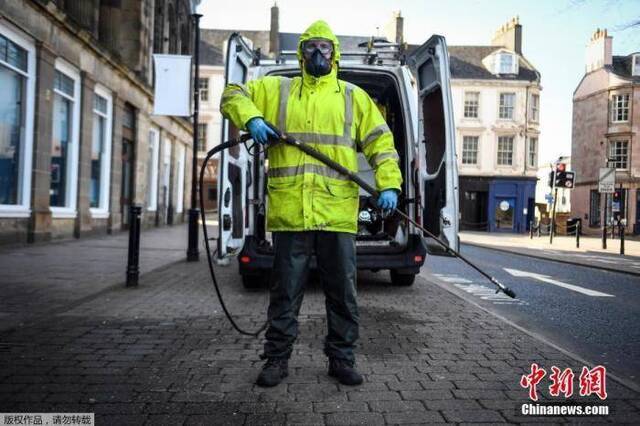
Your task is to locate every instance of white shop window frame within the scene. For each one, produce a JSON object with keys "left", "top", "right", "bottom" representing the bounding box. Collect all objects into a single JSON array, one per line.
[
  {"left": 50, "top": 58, "right": 81, "bottom": 219},
  {"left": 162, "top": 138, "right": 172, "bottom": 208},
  {"left": 89, "top": 84, "right": 113, "bottom": 219},
  {"left": 147, "top": 127, "right": 160, "bottom": 211},
  {"left": 175, "top": 143, "right": 185, "bottom": 213},
  {"left": 0, "top": 21, "right": 36, "bottom": 218}
]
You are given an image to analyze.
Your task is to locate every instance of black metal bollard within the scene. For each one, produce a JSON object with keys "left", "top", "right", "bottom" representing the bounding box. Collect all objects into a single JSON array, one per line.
[
  {"left": 529, "top": 221, "right": 533, "bottom": 239},
  {"left": 620, "top": 223, "right": 625, "bottom": 256},
  {"left": 576, "top": 221, "right": 580, "bottom": 248},
  {"left": 126, "top": 205, "right": 142, "bottom": 287}
]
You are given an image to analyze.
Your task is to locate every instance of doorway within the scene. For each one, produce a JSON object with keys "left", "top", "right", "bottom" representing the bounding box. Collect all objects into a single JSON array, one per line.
[
  {"left": 120, "top": 139, "right": 134, "bottom": 228},
  {"left": 461, "top": 191, "right": 488, "bottom": 231},
  {"left": 495, "top": 197, "right": 515, "bottom": 232},
  {"left": 120, "top": 104, "right": 136, "bottom": 229}
]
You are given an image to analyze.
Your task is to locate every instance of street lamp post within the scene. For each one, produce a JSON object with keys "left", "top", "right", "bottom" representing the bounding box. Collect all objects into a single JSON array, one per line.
[{"left": 187, "top": 13, "right": 203, "bottom": 262}]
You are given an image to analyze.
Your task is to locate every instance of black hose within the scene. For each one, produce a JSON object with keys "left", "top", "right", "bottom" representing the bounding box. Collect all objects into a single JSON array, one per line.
[
  {"left": 198, "top": 130, "right": 516, "bottom": 338},
  {"left": 199, "top": 137, "right": 268, "bottom": 337}
]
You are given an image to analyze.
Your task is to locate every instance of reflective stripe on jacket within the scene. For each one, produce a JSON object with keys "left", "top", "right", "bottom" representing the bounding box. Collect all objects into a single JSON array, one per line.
[{"left": 220, "top": 20, "right": 402, "bottom": 234}]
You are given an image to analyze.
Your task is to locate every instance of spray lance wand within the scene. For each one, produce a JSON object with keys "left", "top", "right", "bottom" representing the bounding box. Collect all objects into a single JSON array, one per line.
[{"left": 198, "top": 124, "right": 516, "bottom": 336}]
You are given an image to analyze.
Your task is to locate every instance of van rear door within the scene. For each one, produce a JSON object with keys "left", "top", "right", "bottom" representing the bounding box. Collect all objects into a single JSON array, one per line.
[
  {"left": 217, "top": 33, "right": 255, "bottom": 259},
  {"left": 407, "top": 35, "right": 460, "bottom": 254}
]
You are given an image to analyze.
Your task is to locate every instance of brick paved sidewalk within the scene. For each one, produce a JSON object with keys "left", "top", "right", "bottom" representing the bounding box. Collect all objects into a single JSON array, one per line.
[
  {"left": 1, "top": 255, "right": 639, "bottom": 424},
  {"left": 0, "top": 224, "right": 192, "bottom": 332},
  {"left": 460, "top": 231, "right": 640, "bottom": 275}
]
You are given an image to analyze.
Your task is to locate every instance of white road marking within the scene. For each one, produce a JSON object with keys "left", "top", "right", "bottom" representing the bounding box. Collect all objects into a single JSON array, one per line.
[
  {"left": 504, "top": 268, "right": 615, "bottom": 297},
  {"left": 451, "top": 282, "right": 527, "bottom": 305},
  {"left": 437, "top": 276, "right": 473, "bottom": 283}
]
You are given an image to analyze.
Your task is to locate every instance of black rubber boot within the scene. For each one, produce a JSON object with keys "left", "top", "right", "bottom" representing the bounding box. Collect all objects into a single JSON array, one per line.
[
  {"left": 328, "top": 358, "right": 363, "bottom": 386},
  {"left": 256, "top": 358, "right": 289, "bottom": 387}
]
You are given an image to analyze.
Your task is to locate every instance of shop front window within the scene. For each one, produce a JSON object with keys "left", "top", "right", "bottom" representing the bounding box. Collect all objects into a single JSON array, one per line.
[
  {"left": 50, "top": 71, "right": 74, "bottom": 207},
  {"left": 0, "top": 27, "right": 34, "bottom": 214},
  {"left": 90, "top": 91, "right": 111, "bottom": 211}
]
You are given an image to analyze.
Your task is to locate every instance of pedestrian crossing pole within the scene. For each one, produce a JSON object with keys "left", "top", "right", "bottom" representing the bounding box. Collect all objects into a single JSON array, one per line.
[
  {"left": 549, "top": 165, "right": 557, "bottom": 245},
  {"left": 550, "top": 187, "right": 558, "bottom": 245}
]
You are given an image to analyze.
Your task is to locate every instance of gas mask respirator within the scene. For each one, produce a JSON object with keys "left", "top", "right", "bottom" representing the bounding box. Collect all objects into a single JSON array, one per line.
[{"left": 304, "top": 49, "right": 332, "bottom": 77}]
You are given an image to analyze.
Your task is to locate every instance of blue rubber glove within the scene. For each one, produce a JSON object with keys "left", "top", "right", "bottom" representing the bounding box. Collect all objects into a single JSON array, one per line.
[
  {"left": 246, "top": 117, "right": 278, "bottom": 145},
  {"left": 377, "top": 189, "right": 398, "bottom": 211}
]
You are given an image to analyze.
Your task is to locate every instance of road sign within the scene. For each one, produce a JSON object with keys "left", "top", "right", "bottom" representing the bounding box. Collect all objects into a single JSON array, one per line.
[
  {"left": 598, "top": 168, "right": 615, "bottom": 193},
  {"left": 545, "top": 193, "right": 554, "bottom": 204}
]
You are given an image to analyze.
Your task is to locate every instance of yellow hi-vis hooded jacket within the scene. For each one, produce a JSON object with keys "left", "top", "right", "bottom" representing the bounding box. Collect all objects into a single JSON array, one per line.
[{"left": 220, "top": 20, "right": 402, "bottom": 234}]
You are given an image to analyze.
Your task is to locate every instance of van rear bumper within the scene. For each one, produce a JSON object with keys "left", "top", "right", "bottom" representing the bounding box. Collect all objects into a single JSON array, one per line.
[{"left": 237, "top": 235, "right": 427, "bottom": 277}]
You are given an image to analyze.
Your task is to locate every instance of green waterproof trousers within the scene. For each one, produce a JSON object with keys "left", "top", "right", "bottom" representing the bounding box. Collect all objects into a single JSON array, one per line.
[{"left": 263, "top": 231, "right": 359, "bottom": 362}]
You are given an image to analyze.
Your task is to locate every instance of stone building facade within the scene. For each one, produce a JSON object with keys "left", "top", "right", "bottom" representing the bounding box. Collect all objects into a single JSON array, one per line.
[
  {"left": 196, "top": 33, "right": 224, "bottom": 211},
  {"left": 449, "top": 18, "right": 541, "bottom": 233},
  {"left": 0, "top": 0, "right": 198, "bottom": 245},
  {"left": 571, "top": 29, "right": 640, "bottom": 235}
]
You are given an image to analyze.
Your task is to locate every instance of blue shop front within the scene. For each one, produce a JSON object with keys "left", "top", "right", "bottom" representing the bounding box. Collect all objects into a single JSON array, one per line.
[{"left": 488, "top": 178, "right": 537, "bottom": 233}]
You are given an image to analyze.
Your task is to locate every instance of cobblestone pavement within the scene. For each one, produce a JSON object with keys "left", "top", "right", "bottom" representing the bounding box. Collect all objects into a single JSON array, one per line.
[
  {"left": 0, "top": 225, "right": 189, "bottom": 332},
  {"left": 1, "top": 253, "right": 640, "bottom": 424}
]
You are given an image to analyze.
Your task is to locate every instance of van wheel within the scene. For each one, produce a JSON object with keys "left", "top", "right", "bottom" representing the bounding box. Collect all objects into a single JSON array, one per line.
[
  {"left": 242, "top": 274, "right": 268, "bottom": 289},
  {"left": 390, "top": 270, "right": 416, "bottom": 286}
]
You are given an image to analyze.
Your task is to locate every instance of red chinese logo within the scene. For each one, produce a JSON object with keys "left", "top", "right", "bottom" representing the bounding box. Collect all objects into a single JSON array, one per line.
[
  {"left": 549, "top": 366, "right": 574, "bottom": 398},
  {"left": 579, "top": 366, "right": 608, "bottom": 400},
  {"left": 520, "top": 363, "right": 546, "bottom": 401},
  {"left": 521, "top": 364, "right": 607, "bottom": 401}
]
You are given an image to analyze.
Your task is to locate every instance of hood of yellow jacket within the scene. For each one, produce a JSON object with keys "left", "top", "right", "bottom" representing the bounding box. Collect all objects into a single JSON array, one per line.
[{"left": 297, "top": 20, "right": 340, "bottom": 87}]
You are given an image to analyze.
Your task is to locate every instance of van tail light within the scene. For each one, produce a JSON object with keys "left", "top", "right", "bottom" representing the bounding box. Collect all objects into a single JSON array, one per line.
[
  {"left": 414, "top": 255, "right": 423, "bottom": 263},
  {"left": 240, "top": 256, "right": 251, "bottom": 263}
]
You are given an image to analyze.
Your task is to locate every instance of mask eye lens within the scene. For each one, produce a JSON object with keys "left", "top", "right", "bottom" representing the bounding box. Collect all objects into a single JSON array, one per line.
[{"left": 304, "top": 40, "right": 333, "bottom": 55}]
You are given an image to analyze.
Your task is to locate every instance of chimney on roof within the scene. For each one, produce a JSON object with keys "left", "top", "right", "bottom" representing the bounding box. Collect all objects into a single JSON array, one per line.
[
  {"left": 585, "top": 28, "right": 612, "bottom": 72},
  {"left": 270, "top": 3, "right": 279, "bottom": 56},
  {"left": 384, "top": 11, "right": 404, "bottom": 44},
  {"left": 491, "top": 16, "right": 522, "bottom": 55}
]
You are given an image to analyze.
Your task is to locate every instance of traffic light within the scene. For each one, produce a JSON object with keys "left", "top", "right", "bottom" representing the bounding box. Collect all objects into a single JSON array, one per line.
[
  {"left": 562, "top": 171, "right": 575, "bottom": 188},
  {"left": 551, "top": 163, "right": 575, "bottom": 189}
]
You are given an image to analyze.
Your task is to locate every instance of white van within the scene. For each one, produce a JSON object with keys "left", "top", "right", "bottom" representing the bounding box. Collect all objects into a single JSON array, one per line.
[{"left": 217, "top": 33, "right": 459, "bottom": 288}]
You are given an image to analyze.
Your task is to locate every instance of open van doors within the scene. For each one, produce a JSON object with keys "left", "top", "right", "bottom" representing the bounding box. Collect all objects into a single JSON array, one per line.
[
  {"left": 407, "top": 35, "right": 460, "bottom": 254},
  {"left": 217, "top": 33, "right": 255, "bottom": 259}
]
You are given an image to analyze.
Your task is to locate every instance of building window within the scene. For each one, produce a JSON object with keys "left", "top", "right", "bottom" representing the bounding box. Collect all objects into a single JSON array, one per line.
[
  {"left": 497, "top": 136, "right": 514, "bottom": 166},
  {"left": 461, "top": 136, "right": 479, "bottom": 165},
  {"left": 162, "top": 139, "right": 171, "bottom": 207},
  {"left": 153, "top": 0, "right": 165, "bottom": 53},
  {"left": 168, "top": 3, "right": 177, "bottom": 54},
  {"left": 608, "top": 140, "right": 629, "bottom": 169},
  {"left": 527, "top": 137, "right": 538, "bottom": 168},
  {"left": 463, "top": 92, "right": 479, "bottom": 118},
  {"left": 497, "top": 53, "right": 516, "bottom": 74},
  {"left": 146, "top": 128, "right": 160, "bottom": 211},
  {"left": 198, "top": 123, "right": 207, "bottom": 152},
  {"left": 589, "top": 190, "right": 601, "bottom": 227},
  {"left": 610, "top": 94, "right": 630, "bottom": 122},
  {"left": 0, "top": 26, "right": 35, "bottom": 217},
  {"left": 199, "top": 78, "right": 209, "bottom": 102},
  {"left": 530, "top": 94, "right": 539, "bottom": 122},
  {"left": 50, "top": 61, "right": 81, "bottom": 216},
  {"left": 499, "top": 93, "right": 515, "bottom": 119},
  {"left": 90, "top": 87, "right": 112, "bottom": 215},
  {"left": 175, "top": 144, "right": 185, "bottom": 213}
]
